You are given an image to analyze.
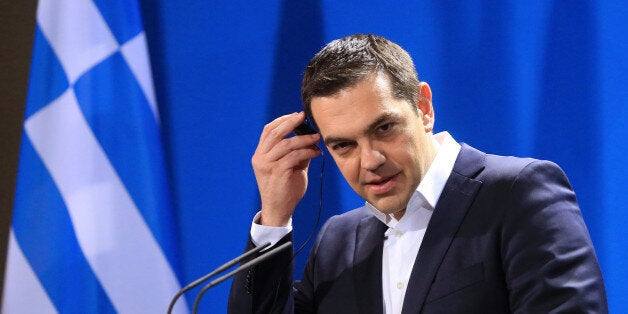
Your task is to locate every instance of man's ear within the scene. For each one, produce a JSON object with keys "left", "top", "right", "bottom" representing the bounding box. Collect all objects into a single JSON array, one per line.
[{"left": 417, "top": 82, "right": 434, "bottom": 132}]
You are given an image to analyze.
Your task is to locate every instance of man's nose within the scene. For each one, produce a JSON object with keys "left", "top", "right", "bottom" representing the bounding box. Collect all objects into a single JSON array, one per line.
[{"left": 360, "top": 143, "right": 385, "bottom": 172}]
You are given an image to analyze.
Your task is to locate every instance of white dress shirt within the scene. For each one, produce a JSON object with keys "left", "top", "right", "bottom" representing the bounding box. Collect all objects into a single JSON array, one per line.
[{"left": 250, "top": 132, "right": 461, "bottom": 313}]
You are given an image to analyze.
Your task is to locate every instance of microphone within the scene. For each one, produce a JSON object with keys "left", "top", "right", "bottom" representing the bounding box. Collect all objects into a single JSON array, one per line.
[
  {"left": 192, "top": 241, "right": 293, "bottom": 314},
  {"left": 167, "top": 241, "right": 273, "bottom": 314}
]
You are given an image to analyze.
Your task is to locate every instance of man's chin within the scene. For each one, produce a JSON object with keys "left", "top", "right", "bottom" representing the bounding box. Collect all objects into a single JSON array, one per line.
[
  {"left": 381, "top": 207, "right": 405, "bottom": 215},
  {"left": 372, "top": 204, "right": 405, "bottom": 216},
  {"left": 367, "top": 196, "right": 409, "bottom": 219}
]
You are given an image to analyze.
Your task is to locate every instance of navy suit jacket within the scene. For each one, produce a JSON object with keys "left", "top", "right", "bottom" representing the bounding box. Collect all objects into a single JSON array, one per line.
[{"left": 229, "top": 144, "right": 607, "bottom": 313}]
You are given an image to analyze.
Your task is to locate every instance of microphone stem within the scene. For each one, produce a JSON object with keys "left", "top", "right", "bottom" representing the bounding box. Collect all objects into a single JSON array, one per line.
[
  {"left": 166, "top": 241, "right": 271, "bottom": 314},
  {"left": 192, "top": 241, "right": 292, "bottom": 314}
]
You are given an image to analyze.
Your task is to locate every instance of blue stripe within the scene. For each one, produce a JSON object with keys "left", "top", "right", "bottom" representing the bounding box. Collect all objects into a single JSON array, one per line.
[
  {"left": 267, "top": 0, "right": 341, "bottom": 282},
  {"left": 12, "top": 138, "right": 116, "bottom": 313},
  {"left": 72, "top": 52, "right": 183, "bottom": 279},
  {"left": 92, "top": 0, "right": 143, "bottom": 44},
  {"left": 24, "top": 27, "right": 70, "bottom": 119}
]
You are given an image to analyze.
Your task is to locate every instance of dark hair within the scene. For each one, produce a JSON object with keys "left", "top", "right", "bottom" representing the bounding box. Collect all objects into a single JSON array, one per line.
[{"left": 301, "top": 34, "right": 420, "bottom": 128}]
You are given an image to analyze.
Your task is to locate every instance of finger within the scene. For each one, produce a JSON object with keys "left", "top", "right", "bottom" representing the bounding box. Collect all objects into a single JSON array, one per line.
[
  {"left": 257, "top": 112, "right": 306, "bottom": 153},
  {"left": 265, "top": 133, "right": 321, "bottom": 162},
  {"left": 259, "top": 113, "right": 297, "bottom": 142},
  {"left": 273, "top": 145, "right": 322, "bottom": 171}
]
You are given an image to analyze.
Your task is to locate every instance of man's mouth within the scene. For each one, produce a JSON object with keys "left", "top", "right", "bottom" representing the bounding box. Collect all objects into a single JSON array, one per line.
[{"left": 365, "top": 173, "right": 398, "bottom": 194}]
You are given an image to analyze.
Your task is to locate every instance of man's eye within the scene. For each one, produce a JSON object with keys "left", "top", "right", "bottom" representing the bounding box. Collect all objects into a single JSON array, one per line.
[
  {"left": 332, "top": 142, "right": 349, "bottom": 150},
  {"left": 379, "top": 123, "right": 393, "bottom": 132}
]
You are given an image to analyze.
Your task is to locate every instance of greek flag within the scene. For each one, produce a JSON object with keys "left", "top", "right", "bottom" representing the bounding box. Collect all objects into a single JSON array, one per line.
[{"left": 2, "top": 0, "right": 188, "bottom": 313}]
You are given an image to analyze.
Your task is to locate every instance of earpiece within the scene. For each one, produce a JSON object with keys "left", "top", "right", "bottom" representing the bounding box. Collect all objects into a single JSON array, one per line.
[{"left": 293, "top": 119, "right": 318, "bottom": 135}]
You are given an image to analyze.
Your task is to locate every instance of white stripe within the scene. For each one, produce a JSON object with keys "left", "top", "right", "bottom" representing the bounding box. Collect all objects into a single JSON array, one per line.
[
  {"left": 24, "top": 89, "right": 188, "bottom": 313},
  {"left": 37, "top": 0, "right": 119, "bottom": 84},
  {"left": 120, "top": 32, "right": 160, "bottom": 123},
  {"left": 2, "top": 230, "right": 58, "bottom": 314}
]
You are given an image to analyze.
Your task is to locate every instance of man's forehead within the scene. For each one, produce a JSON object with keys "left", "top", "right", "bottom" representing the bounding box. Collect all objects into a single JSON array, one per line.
[{"left": 314, "top": 72, "right": 394, "bottom": 103}]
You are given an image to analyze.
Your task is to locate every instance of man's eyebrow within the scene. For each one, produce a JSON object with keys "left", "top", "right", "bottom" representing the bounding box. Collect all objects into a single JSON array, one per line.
[
  {"left": 365, "top": 112, "right": 400, "bottom": 133},
  {"left": 323, "top": 135, "right": 350, "bottom": 147},
  {"left": 323, "top": 112, "right": 401, "bottom": 146}
]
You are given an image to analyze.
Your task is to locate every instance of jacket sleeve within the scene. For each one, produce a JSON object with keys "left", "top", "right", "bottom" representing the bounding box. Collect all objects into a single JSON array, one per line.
[
  {"left": 228, "top": 214, "right": 338, "bottom": 314},
  {"left": 228, "top": 234, "right": 295, "bottom": 314},
  {"left": 501, "top": 160, "right": 607, "bottom": 313}
]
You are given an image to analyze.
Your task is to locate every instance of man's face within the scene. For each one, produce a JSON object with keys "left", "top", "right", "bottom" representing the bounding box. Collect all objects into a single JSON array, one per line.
[{"left": 311, "top": 72, "right": 437, "bottom": 219}]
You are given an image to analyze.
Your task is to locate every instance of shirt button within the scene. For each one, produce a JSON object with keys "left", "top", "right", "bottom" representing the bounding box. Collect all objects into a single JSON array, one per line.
[
  {"left": 395, "top": 230, "right": 404, "bottom": 237},
  {"left": 397, "top": 282, "right": 405, "bottom": 290}
]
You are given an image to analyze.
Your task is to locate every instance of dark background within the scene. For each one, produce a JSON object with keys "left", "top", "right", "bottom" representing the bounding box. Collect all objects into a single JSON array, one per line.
[{"left": 0, "top": 0, "right": 36, "bottom": 303}]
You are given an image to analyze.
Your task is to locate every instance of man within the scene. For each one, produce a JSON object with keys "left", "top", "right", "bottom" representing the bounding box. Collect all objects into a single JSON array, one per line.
[{"left": 228, "top": 34, "right": 607, "bottom": 313}]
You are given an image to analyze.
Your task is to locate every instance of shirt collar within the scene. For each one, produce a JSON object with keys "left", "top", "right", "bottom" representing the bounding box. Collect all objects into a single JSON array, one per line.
[{"left": 366, "top": 131, "right": 461, "bottom": 228}]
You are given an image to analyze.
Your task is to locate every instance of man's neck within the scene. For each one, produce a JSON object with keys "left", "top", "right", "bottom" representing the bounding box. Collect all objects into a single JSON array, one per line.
[{"left": 392, "top": 208, "right": 406, "bottom": 221}]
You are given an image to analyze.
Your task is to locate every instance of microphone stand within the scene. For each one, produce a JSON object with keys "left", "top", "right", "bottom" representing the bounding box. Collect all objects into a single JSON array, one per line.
[
  {"left": 167, "top": 241, "right": 281, "bottom": 313},
  {"left": 191, "top": 241, "right": 292, "bottom": 313}
]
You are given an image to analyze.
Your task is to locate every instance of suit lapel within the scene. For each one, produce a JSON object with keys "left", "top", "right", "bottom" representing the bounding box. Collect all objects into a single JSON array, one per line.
[
  {"left": 353, "top": 215, "right": 387, "bottom": 314},
  {"left": 401, "top": 144, "right": 485, "bottom": 314}
]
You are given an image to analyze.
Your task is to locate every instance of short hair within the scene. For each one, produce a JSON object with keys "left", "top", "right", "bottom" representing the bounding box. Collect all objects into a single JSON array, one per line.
[{"left": 301, "top": 34, "right": 420, "bottom": 128}]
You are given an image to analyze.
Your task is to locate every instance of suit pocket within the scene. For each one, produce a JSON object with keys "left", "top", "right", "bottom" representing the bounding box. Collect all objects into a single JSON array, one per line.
[{"left": 425, "top": 262, "right": 485, "bottom": 303}]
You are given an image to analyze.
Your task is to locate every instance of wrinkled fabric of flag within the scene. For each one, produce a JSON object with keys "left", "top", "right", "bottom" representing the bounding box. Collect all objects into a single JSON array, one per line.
[{"left": 2, "top": 0, "right": 188, "bottom": 312}]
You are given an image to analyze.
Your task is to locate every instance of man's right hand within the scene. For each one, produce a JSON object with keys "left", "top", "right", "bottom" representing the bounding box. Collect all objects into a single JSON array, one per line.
[{"left": 252, "top": 112, "right": 321, "bottom": 226}]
